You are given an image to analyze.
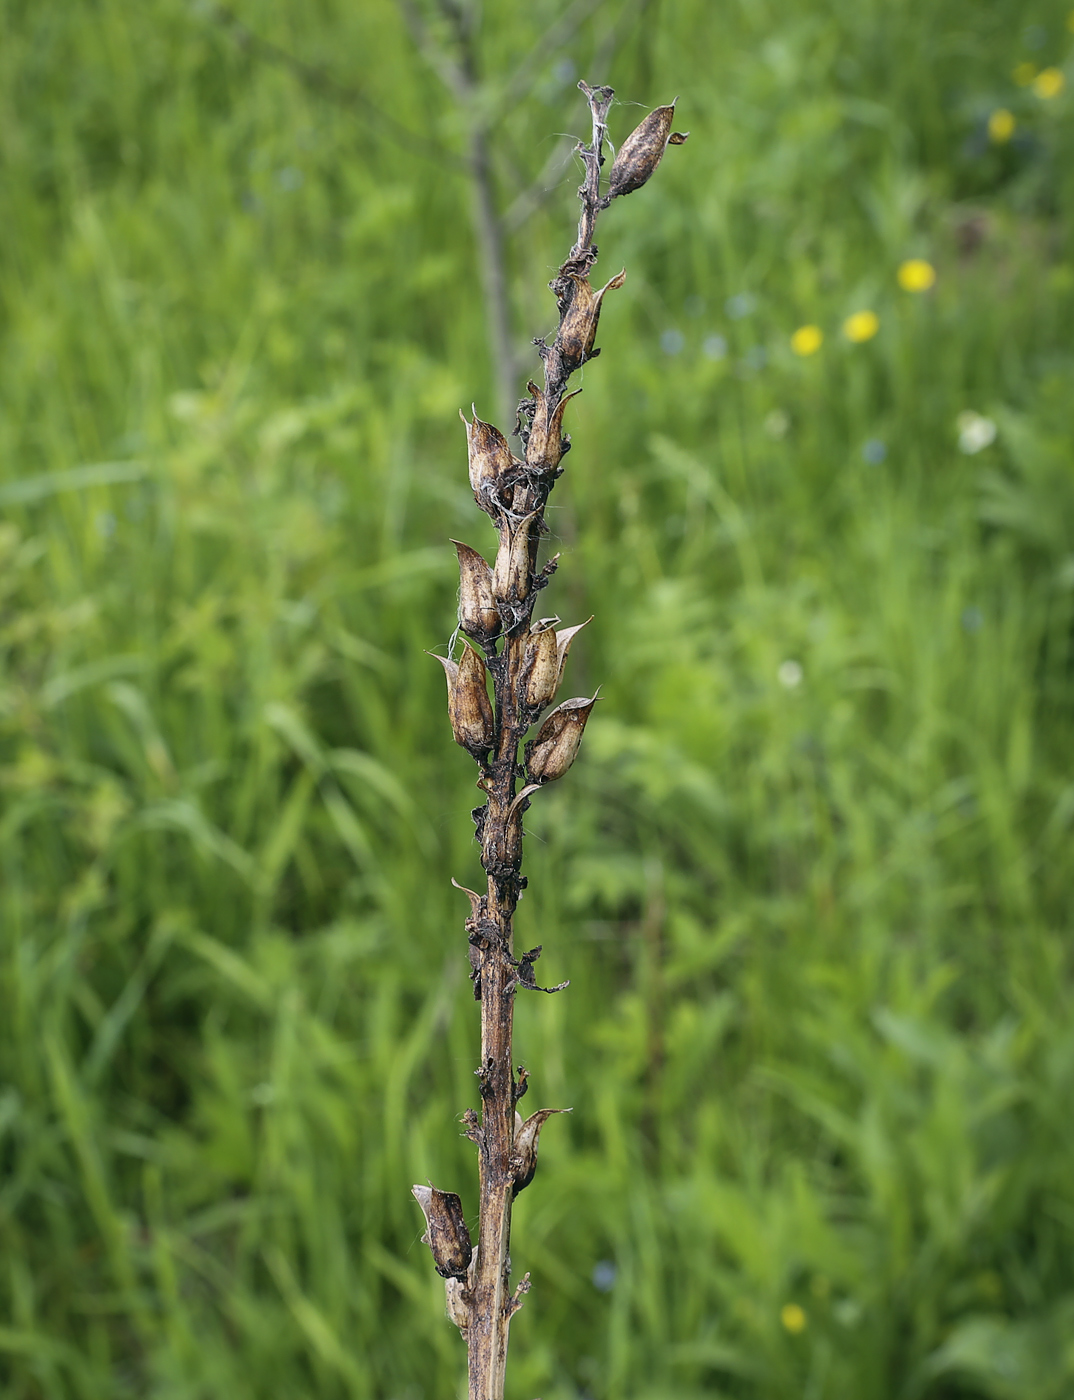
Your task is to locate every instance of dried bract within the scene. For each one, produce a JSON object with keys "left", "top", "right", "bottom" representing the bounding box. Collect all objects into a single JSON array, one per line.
[
  {"left": 525, "top": 382, "right": 582, "bottom": 474},
  {"left": 525, "top": 694, "right": 599, "bottom": 783},
  {"left": 608, "top": 101, "right": 689, "bottom": 199},
  {"left": 511, "top": 1109, "right": 571, "bottom": 1196},
  {"left": 557, "top": 270, "right": 626, "bottom": 373},
  {"left": 453, "top": 540, "right": 501, "bottom": 643},
  {"left": 412, "top": 1184, "right": 473, "bottom": 1280},
  {"left": 553, "top": 618, "right": 592, "bottom": 689}
]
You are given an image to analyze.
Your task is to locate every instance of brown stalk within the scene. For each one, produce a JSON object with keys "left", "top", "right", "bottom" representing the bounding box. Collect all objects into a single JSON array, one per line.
[{"left": 414, "top": 81, "right": 687, "bottom": 1400}]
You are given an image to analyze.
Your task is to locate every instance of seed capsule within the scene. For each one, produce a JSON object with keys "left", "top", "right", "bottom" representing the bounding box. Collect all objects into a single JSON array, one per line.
[
  {"left": 411, "top": 1184, "right": 473, "bottom": 1280},
  {"left": 557, "top": 271, "right": 626, "bottom": 372},
  {"left": 511, "top": 1108, "right": 570, "bottom": 1197},
  {"left": 460, "top": 407, "right": 516, "bottom": 506},
  {"left": 526, "top": 693, "right": 599, "bottom": 783},
  {"left": 522, "top": 624, "right": 560, "bottom": 709},
  {"left": 525, "top": 382, "right": 582, "bottom": 474},
  {"left": 491, "top": 511, "right": 538, "bottom": 607},
  {"left": 607, "top": 101, "right": 689, "bottom": 199},
  {"left": 429, "top": 646, "right": 494, "bottom": 759},
  {"left": 452, "top": 540, "right": 501, "bottom": 643}
]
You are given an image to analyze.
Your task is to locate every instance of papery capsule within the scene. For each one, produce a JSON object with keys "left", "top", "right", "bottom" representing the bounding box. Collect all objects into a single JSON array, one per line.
[
  {"left": 607, "top": 101, "right": 689, "bottom": 199},
  {"left": 454, "top": 643, "right": 495, "bottom": 756},
  {"left": 429, "top": 647, "right": 494, "bottom": 759},
  {"left": 452, "top": 540, "right": 501, "bottom": 642},
  {"left": 460, "top": 407, "right": 515, "bottom": 504},
  {"left": 526, "top": 693, "right": 599, "bottom": 783},
  {"left": 557, "top": 271, "right": 626, "bottom": 372},
  {"left": 522, "top": 624, "right": 559, "bottom": 709},
  {"left": 511, "top": 1108, "right": 570, "bottom": 1197},
  {"left": 525, "top": 382, "right": 582, "bottom": 474},
  {"left": 491, "top": 511, "right": 538, "bottom": 606},
  {"left": 411, "top": 1184, "right": 473, "bottom": 1280}
]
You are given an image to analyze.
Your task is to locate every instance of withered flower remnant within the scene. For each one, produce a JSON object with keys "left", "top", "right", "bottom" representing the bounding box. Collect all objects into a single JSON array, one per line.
[{"left": 607, "top": 101, "right": 689, "bottom": 199}]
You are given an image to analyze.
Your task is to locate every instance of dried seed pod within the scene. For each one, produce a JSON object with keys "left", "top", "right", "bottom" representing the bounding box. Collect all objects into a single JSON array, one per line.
[
  {"left": 557, "top": 270, "right": 626, "bottom": 372},
  {"left": 454, "top": 643, "right": 495, "bottom": 756},
  {"left": 511, "top": 1108, "right": 570, "bottom": 1197},
  {"left": 460, "top": 407, "right": 515, "bottom": 505},
  {"left": 491, "top": 510, "right": 538, "bottom": 607},
  {"left": 452, "top": 540, "right": 501, "bottom": 643},
  {"left": 526, "top": 693, "right": 599, "bottom": 783},
  {"left": 525, "top": 382, "right": 582, "bottom": 474},
  {"left": 607, "top": 101, "right": 689, "bottom": 199},
  {"left": 411, "top": 1184, "right": 473, "bottom": 1280},
  {"left": 522, "top": 625, "right": 560, "bottom": 709},
  {"left": 554, "top": 617, "right": 593, "bottom": 689},
  {"left": 428, "top": 647, "right": 494, "bottom": 759}
]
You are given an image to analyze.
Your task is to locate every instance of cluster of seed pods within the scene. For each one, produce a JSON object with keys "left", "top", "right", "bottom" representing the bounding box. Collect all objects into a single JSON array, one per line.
[{"left": 413, "top": 84, "right": 687, "bottom": 1398}]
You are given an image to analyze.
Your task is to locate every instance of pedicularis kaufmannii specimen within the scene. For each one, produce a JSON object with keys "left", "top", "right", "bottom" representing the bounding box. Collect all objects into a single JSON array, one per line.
[{"left": 413, "top": 83, "right": 687, "bottom": 1400}]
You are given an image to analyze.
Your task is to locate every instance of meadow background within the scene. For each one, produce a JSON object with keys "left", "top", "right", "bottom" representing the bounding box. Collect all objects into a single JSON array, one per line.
[{"left": 3, "top": 1, "right": 1074, "bottom": 1396}]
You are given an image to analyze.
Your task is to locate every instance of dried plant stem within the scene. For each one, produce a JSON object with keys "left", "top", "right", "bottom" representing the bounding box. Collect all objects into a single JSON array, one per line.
[{"left": 414, "top": 80, "right": 686, "bottom": 1400}]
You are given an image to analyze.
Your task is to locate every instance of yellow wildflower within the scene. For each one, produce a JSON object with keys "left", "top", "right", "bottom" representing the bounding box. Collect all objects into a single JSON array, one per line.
[
  {"left": 843, "top": 310, "right": 879, "bottom": 343},
  {"left": 790, "top": 324, "right": 823, "bottom": 356},
  {"left": 1013, "top": 62, "right": 1037, "bottom": 86},
  {"left": 780, "top": 1303, "right": 807, "bottom": 1333},
  {"left": 1034, "top": 67, "right": 1065, "bottom": 99},
  {"left": 988, "top": 108, "right": 1016, "bottom": 143},
  {"left": 898, "top": 259, "right": 936, "bottom": 292}
]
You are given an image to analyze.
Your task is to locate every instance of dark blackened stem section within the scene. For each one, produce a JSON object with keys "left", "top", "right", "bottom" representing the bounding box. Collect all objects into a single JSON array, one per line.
[
  {"left": 426, "top": 73, "right": 695, "bottom": 1400},
  {"left": 464, "top": 82, "right": 620, "bottom": 1400},
  {"left": 570, "top": 82, "right": 615, "bottom": 266},
  {"left": 539, "top": 83, "right": 616, "bottom": 415},
  {"left": 468, "top": 623, "right": 529, "bottom": 1400}
]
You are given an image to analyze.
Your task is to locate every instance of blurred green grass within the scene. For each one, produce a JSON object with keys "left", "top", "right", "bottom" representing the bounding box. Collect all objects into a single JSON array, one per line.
[{"left": 2, "top": 1, "right": 1074, "bottom": 1396}]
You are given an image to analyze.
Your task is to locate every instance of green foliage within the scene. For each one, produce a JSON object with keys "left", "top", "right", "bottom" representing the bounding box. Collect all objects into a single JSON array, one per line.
[{"left": 1, "top": 1, "right": 1073, "bottom": 1396}]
